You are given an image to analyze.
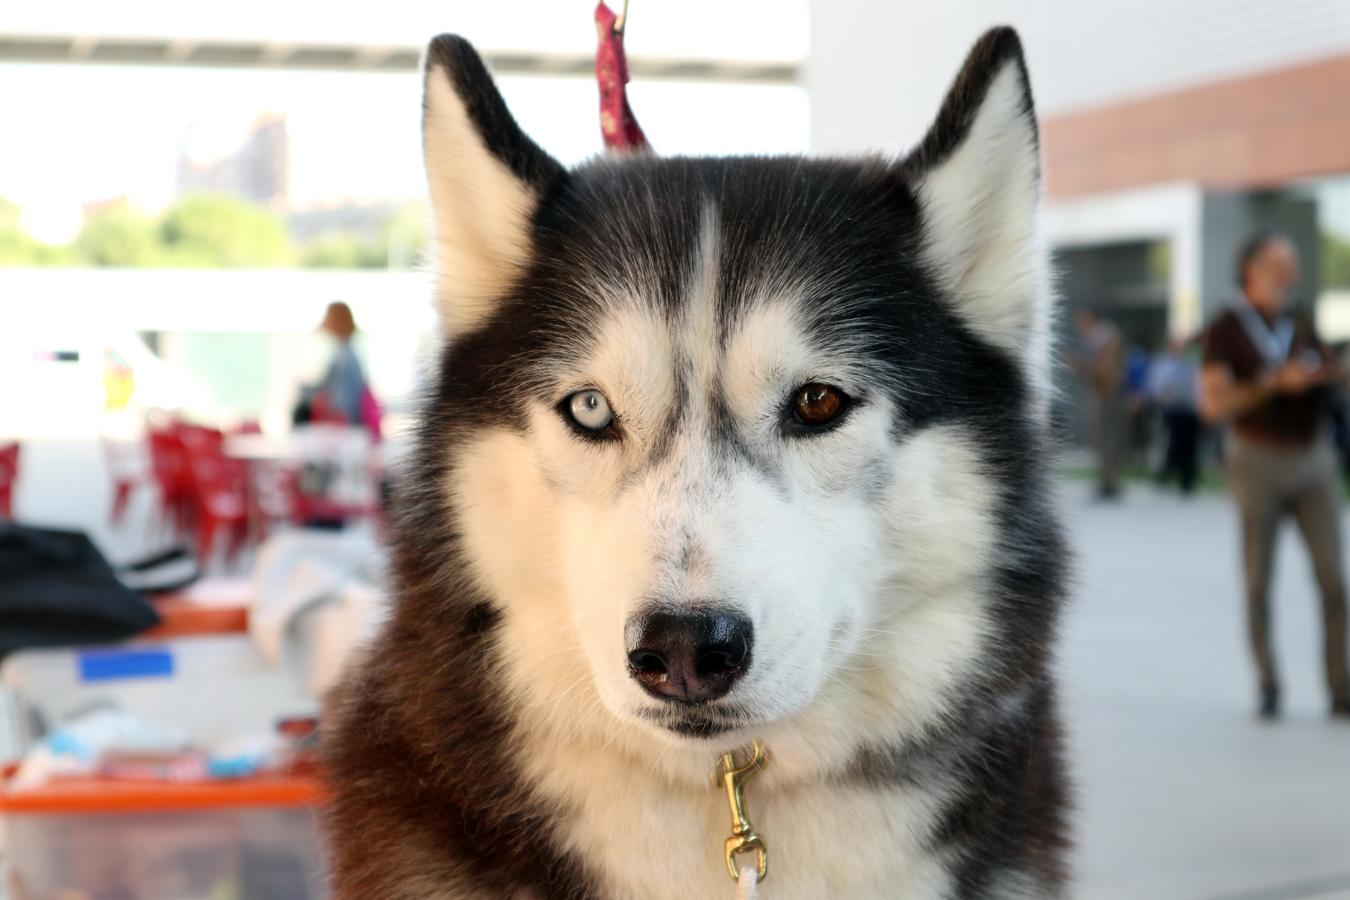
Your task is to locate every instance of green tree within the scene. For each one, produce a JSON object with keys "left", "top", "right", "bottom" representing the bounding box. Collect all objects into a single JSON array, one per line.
[
  {"left": 297, "top": 202, "right": 430, "bottom": 270},
  {"left": 0, "top": 197, "right": 76, "bottom": 266},
  {"left": 73, "top": 203, "right": 161, "bottom": 266},
  {"left": 160, "top": 194, "right": 294, "bottom": 267},
  {"left": 301, "top": 233, "right": 386, "bottom": 269},
  {"left": 382, "top": 201, "right": 430, "bottom": 270},
  {"left": 0, "top": 227, "right": 45, "bottom": 265},
  {"left": 1324, "top": 233, "right": 1350, "bottom": 289},
  {"left": 0, "top": 233, "right": 77, "bottom": 265}
]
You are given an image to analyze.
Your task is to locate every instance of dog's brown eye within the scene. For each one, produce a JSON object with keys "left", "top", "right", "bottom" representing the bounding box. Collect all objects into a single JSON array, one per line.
[{"left": 792, "top": 383, "right": 846, "bottom": 426}]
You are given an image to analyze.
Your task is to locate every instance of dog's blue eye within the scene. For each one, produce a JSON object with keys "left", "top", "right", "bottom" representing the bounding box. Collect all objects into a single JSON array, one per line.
[{"left": 567, "top": 390, "right": 613, "bottom": 431}]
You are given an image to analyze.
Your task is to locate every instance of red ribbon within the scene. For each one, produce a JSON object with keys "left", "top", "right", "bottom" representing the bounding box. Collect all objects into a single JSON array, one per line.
[{"left": 595, "top": 1, "right": 649, "bottom": 152}]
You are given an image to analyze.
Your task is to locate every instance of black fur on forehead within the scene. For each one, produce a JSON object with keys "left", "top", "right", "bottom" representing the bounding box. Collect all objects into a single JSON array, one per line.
[{"left": 529, "top": 156, "right": 925, "bottom": 333}]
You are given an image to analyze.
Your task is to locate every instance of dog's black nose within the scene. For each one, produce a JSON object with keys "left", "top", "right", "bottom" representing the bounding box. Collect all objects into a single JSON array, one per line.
[{"left": 626, "top": 610, "right": 753, "bottom": 703}]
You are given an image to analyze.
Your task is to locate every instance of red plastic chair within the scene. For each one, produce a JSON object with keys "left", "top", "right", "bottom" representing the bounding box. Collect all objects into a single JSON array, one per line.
[
  {"left": 101, "top": 437, "right": 144, "bottom": 527},
  {"left": 178, "top": 425, "right": 251, "bottom": 566},
  {"left": 0, "top": 443, "right": 19, "bottom": 520},
  {"left": 147, "top": 426, "right": 193, "bottom": 537}
]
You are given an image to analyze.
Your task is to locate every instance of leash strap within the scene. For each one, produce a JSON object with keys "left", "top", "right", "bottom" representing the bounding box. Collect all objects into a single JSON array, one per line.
[
  {"left": 736, "top": 860, "right": 760, "bottom": 900},
  {"left": 1233, "top": 302, "right": 1294, "bottom": 368},
  {"left": 594, "top": 1, "right": 649, "bottom": 151}
]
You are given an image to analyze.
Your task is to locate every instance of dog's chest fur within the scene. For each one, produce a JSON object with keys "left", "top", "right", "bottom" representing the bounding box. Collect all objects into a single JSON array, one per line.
[{"left": 537, "top": 760, "right": 952, "bottom": 899}]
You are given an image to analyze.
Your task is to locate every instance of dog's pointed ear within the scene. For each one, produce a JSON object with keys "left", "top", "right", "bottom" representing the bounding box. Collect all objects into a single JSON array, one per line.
[
  {"left": 904, "top": 28, "right": 1052, "bottom": 386},
  {"left": 422, "top": 35, "right": 564, "bottom": 336}
]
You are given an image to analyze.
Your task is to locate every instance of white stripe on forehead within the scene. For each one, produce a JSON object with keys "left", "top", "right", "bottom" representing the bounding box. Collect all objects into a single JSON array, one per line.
[{"left": 680, "top": 204, "right": 723, "bottom": 403}]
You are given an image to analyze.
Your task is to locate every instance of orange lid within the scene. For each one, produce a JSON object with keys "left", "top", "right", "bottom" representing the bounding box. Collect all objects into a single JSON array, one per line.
[
  {"left": 143, "top": 578, "right": 251, "bottom": 639},
  {"left": 0, "top": 774, "right": 322, "bottom": 814}
]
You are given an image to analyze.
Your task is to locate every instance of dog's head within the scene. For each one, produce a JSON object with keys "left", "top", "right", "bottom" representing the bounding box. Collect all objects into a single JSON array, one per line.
[{"left": 417, "top": 29, "right": 1059, "bottom": 773}]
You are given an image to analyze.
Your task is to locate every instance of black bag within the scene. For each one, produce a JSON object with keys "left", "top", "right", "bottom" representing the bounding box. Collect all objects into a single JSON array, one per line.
[{"left": 0, "top": 524, "right": 161, "bottom": 659}]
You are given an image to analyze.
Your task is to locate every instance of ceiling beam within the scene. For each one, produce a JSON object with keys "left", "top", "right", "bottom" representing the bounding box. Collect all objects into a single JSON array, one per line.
[{"left": 0, "top": 35, "right": 799, "bottom": 83}]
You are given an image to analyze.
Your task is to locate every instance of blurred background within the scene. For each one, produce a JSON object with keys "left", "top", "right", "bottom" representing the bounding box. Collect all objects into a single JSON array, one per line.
[{"left": 1, "top": 1, "right": 1349, "bottom": 898}]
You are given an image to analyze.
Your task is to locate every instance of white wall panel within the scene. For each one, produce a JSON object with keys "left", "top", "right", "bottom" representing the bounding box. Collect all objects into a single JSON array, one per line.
[{"left": 806, "top": 0, "right": 1350, "bottom": 155}]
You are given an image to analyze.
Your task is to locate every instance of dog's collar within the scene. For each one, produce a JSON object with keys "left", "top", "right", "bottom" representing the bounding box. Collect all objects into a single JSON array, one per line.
[{"left": 715, "top": 741, "right": 769, "bottom": 896}]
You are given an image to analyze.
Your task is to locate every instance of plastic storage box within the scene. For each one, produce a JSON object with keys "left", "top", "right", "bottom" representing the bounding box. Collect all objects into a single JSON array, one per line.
[
  {"left": 1, "top": 773, "right": 326, "bottom": 899},
  {"left": 0, "top": 632, "right": 316, "bottom": 756}
]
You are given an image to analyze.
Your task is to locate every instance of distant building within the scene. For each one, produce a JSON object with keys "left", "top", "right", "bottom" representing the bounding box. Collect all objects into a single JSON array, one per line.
[
  {"left": 177, "top": 114, "right": 289, "bottom": 210},
  {"left": 80, "top": 196, "right": 132, "bottom": 221},
  {"left": 287, "top": 202, "right": 396, "bottom": 245}
]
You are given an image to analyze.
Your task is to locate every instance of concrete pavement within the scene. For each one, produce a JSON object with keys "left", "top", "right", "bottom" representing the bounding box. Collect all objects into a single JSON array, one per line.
[{"left": 1061, "top": 481, "right": 1350, "bottom": 899}]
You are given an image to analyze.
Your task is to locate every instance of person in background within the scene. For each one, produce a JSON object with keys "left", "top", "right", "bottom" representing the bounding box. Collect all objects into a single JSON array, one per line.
[
  {"left": 1199, "top": 228, "right": 1350, "bottom": 721},
  {"left": 1124, "top": 340, "right": 1154, "bottom": 471},
  {"left": 1074, "top": 309, "right": 1125, "bottom": 500},
  {"left": 315, "top": 301, "right": 370, "bottom": 429},
  {"left": 1150, "top": 335, "right": 1202, "bottom": 495},
  {"left": 1328, "top": 340, "right": 1350, "bottom": 484}
]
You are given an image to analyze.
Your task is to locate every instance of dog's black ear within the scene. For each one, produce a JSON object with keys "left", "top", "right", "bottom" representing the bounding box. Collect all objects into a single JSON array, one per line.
[
  {"left": 903, "top": 28, "right": 1051, "bottom": 395},
  {"left": 423, "top": 35, "right": 564, "bottom": 335}
]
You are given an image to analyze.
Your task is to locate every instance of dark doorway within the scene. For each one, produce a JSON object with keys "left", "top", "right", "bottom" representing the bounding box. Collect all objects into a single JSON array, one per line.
[{"left": 1054, "top": 239, "right": 1170, "bottom": 446}]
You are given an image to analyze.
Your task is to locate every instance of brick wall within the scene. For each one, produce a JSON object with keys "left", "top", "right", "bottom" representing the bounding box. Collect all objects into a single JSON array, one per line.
[{"left": 1043, "top": 52, "right": 1350, "bottom": 199}]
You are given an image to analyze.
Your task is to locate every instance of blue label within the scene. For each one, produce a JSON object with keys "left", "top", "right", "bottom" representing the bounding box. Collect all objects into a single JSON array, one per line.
[{"left": 78, "top": 648, "right": 175, "bottom": 682}]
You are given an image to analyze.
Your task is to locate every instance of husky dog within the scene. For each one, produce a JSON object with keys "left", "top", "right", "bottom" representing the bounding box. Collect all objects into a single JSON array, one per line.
[{"left": 325, "top": 25, "right": 1069, "bottom": 900}]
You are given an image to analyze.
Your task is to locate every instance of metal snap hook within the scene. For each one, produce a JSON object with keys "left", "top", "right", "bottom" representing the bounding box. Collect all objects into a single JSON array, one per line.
[{"left": 716, "top": 741, "right": 768, "bottom": 883}]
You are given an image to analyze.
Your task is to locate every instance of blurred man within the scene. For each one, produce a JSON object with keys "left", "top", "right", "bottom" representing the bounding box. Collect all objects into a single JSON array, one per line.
[
  {"left": 1150, "top": 335, "right": 1202, "bottom": 495},
  {"left": 1199, "top": 229, "right": 1350, "bottom": 720},
  {"left": 1074, "top": 309, "right": 1125, "bottom": 499}
]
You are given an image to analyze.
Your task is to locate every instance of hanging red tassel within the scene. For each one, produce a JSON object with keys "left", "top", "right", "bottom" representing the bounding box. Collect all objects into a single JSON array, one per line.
[{"left": 594, "top": 1, "right": 649, "bottom": 152}]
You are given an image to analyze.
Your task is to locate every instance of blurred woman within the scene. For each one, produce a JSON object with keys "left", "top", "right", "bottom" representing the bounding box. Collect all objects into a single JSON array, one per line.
[
  {"left": 298, "top": 301, "right": 380, "bottom": 441},
  {"left": 317, "top": 302, "right": 367, "bottom": 424}
]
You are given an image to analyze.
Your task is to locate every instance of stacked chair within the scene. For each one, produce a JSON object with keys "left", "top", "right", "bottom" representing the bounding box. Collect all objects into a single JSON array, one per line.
[
  {"left": 0, "top": 442, "right": 19, "bottom": 519},
  {"left": 143, "top": 419, "right": 380, "bottom": 568},
  {"left": 146, "top": 422, "right": 250, "bottom": 567}
]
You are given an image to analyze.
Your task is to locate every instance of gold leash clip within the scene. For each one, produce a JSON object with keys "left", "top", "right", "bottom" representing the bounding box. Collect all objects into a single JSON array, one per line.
[{"left": 716, "top": 741, "right": 768, "bottom": 883}]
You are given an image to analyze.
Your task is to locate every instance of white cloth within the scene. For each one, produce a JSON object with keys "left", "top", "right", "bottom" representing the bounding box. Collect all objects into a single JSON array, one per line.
[{"left": 248, "top": 528, "right": 387, "bottom": 697}]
